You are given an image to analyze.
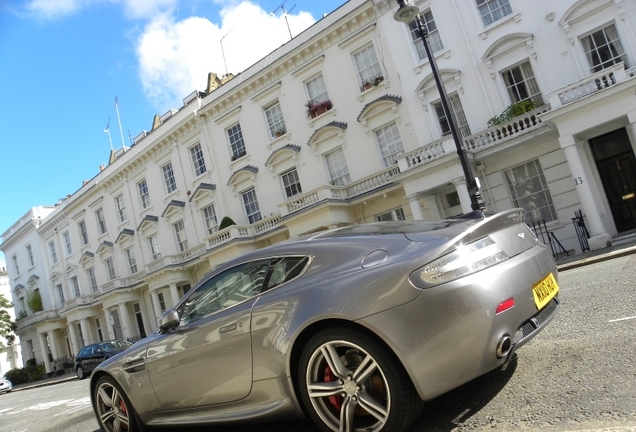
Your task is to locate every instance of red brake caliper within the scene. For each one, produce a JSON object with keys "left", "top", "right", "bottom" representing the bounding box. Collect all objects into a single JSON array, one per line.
[
  {"left": 119, "top": 400, "right": 128, "bottom": 415},
  {"left": 324, "top": 366, "right": 342, "bottom": 410}
]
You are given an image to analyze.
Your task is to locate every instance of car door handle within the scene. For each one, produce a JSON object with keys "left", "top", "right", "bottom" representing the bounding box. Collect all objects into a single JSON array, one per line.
[{"left": 219, "top": 324, "right": 237, "bottom": 334}]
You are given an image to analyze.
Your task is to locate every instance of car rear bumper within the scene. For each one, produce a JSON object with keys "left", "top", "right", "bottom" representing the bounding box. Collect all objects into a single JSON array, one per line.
[{"left": 358, "top": 243, "right": 559, "bottom": 401}]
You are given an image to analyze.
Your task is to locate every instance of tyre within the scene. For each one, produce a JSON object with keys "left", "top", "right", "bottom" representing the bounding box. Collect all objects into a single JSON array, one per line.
[
  {"left": 76, "top": 366, "right": 85, "bottom": 380},
  {"left": 93, "top": 376, "right": 140, "bottom": 432},
  {"left": 298, "top": 326, "right": 423, "bottom": 432}
]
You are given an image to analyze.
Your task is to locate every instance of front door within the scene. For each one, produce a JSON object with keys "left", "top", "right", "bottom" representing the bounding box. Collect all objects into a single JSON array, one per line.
[{"left": 590, "top": 128, "right": 636, "bottom": 232}]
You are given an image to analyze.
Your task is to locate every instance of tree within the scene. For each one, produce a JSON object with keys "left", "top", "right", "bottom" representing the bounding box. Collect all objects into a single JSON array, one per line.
[{"left": 0, "top": 294, "right": 17, "bottom": 348}]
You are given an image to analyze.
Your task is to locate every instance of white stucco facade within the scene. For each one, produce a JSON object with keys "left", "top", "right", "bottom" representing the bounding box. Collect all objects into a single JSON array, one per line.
[{"left": 1, "top": 0, "right": 636, "bottom": 371}]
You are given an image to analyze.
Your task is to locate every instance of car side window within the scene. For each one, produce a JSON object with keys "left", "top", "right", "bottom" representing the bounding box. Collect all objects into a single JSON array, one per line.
[
  {"left": 179, "top": 259, "right": 271, "bottom": 325},
  {"left": 265, "top": 256, "right": 310, "bottom": 290},
  {"left": 78, "top": 346, "right": 90, "bottom": 357}
]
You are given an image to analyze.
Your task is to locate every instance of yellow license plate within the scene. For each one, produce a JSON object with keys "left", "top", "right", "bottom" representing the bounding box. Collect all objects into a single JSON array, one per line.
[{"left": 532, "top": 273, "right": 559, "bottom": 310}]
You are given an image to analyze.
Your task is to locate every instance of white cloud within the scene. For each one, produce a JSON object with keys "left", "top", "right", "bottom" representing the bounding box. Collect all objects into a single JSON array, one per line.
[{"left": 136, "top": 1, "right": 316, "bottom": 110}]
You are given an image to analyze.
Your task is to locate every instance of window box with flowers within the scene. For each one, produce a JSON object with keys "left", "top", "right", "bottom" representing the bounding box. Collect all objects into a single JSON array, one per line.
[
  {"left": 305, "top": 100, "right": 333, "bottom": 119},
  {"left": 274, "top": 128, "right": 287, "bottom": 138},
  {"left": 361, "top": 75, "right": 384, "bottom": 92}
]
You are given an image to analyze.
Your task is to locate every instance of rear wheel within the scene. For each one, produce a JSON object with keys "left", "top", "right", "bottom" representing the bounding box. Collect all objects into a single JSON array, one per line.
[
  {"left": 298, "top": 327, "right": 422, "bottom": 432},
  {"left": 93, "top": 376, "right": 139, "bottom": 432}
]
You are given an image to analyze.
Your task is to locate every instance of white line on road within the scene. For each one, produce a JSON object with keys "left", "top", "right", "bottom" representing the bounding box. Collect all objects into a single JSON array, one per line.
[{"left": 608, "top": 315, "right": 636, "bottom": 323}]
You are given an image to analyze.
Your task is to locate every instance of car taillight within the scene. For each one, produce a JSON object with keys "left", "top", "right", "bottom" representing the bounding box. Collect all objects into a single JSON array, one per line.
[{"left": 410, "top": 236, "right": 509, "bottom": 288}]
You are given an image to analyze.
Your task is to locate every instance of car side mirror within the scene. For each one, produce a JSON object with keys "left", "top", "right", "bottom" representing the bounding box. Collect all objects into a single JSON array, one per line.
[{"left": 159, "top": 309, "right": 180, "bottom": 332}]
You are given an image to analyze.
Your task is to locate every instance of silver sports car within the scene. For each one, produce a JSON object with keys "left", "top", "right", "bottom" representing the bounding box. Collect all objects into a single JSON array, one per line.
[{"left": 90, "top": 209, "right": 559, "bottom": 432}]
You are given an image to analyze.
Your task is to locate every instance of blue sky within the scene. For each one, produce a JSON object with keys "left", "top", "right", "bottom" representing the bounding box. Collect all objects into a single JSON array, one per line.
[{"left": 0, "top": 0, "right": 346, "bottom": 267}]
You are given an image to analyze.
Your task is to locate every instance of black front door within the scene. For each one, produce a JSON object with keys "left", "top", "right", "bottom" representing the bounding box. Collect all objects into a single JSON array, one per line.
[{"left": 590, "top": 128, "right": 636, "bottom": 232}]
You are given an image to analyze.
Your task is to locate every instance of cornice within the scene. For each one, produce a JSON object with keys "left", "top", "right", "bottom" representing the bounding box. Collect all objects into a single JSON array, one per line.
[
  {"left": 38, "top": 213, "right": 69, "bottom": 239},
  {"left": 0, "top": 220, "right": 38, "bottom": 251}
]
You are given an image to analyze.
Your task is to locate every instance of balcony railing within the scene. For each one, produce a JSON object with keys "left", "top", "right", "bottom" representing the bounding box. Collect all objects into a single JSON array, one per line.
[
  {"left": 398, "top": 137, "right": 449, "bottom": 172},
  {"left": 101, "top": 269, "right": 148, "bottom": 293},
  {"left": 280, "top": 166, "right": 401, "bottom": 215},
  {"left": 548, "top": 63, "right": 628, "bottom": 107},
  {"left": 15, "top": 310, "right": 60, "bottom": 330},
  {"left": 64, "top": 294, "right": 99, "bottom": 311},
  {"left": 463, "top": 105, "right": 551, "bottom": 152},
  {"left": 205, "top": 213, "right": 283, "bottom": 250}
]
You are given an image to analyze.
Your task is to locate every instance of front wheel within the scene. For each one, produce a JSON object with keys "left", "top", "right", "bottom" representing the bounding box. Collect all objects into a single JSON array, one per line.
[
  {"left": 298, "top": 326, "right": 422, "bottom": 432},
  {"left": 76, "top": 366, "right": 85, "bottom": 380},
  {"left": 93, "top": 376, "right": 139, "bottom": 432}
]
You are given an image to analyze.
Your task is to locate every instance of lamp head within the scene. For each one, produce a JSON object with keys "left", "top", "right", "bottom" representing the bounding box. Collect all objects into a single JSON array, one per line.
[{"left": 393, "top": 0, "right": 420, "bottom": 23}]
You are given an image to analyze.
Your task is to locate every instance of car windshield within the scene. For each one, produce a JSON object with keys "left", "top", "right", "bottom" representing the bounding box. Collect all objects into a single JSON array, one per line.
[{"left": 99, "top": 340, "right": 132, "bottom": 351}]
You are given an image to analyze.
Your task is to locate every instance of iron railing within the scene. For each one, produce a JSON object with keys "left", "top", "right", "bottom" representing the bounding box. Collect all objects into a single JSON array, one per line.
[
  {"left": 572, "top": 209, "right": 590, "bottom": 253},
  {"left": 529, "top": 219, "right": 571, "bottom": 260}
]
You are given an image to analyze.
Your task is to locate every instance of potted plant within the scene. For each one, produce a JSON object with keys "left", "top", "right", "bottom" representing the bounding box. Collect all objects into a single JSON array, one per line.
[
  {"left": 372, "top": 75, "right": 384, "bottom": 86},
  {"left": 361, "top": 81, "right": 374, "bottom": 91},
  {"left": 305, "top": 99, "right": 333, "bottom": 118},
  {"left": 274, "top": 128, "right": 287, "bottom": 138}
]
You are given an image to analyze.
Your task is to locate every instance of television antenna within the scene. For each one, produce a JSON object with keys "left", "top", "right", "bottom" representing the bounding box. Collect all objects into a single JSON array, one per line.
[
  {"left": 104, "top": 117, "right": 114, "bottom": 151},
  {"left": 220, "top": 29, "right": 233, "bottom": 76},
  {"left": 271, "top": 1, "right": 296, "bottom": 40}
]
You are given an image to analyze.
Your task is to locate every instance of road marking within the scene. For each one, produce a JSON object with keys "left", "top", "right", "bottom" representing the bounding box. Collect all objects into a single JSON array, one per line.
[
  {"left": 0, "top": 407, "right": 14, "bottom": 414},
  {"left": 54, "top": 397, "right": 91, "bottom": 416},
  {"left": 608, "top": 315, "right": 636, "bottom": 323}
]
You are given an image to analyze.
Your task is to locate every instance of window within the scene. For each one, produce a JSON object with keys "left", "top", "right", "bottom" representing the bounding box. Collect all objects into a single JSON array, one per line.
[
  {"left": 27, "top": 340, "right": 35, "bottom": 360},
  {"left": 353, "top": 44, "right": 383, "bottom": 89},
  {"left": 11, "top": 255, "right": 20, "bottom": 276},
  {"left": 96, "top": 318, "right": 103, "bottom": 341},
  {"left": 62, "top": 231, "right": 73, "bottom": 256},
  {"left": 504, "top": 159, "right": 557, "bottom": 224},
  {"left": 476, "top": 0, "right": 512, "bottom": 26},
  {"left": 105, "top": 257, "right": 116, "bottom": 280},
  {"left": 409, "top": 10, "right": 443, "bottom": 60},
  {"left": 78, "top": 220, "right": 89, "bottom": 245},
  {"left": 111, "top": 310, "right": 122, "bottom": 339},
  {"left": 242, "top": 188, "right": 262, "bottom": 224},
  {"left": 264, "top": 102, "right": 286, "bottom": 139},
  {"left": 87, "top": 267, "right": 98, "bottom": 292},
  {"left": 433, "top": 93, "right": 471, "bottom": 138},
  {"left": 138, "top": 179, "right": 151, "bottom": 209},
  {"left": 377, "top": 208, "right": 406, "bottom": 221},
  {"left": 96, "top": 208, "right": 107, "bottom": 235},
  {"left": 158, "top": 292, "right": 166, "bottom": 312},
  {"left": 149, "top": 235, "right": 161, "bottom": 260},
  {"left": 173, "top": 220, "right": 188, "bottom": 252},
  {"left": 265, "top": 257, "right": 310, "bottom": 290},
  {"left": 374, "top": 122, "right": 405, "bottom": 167},
  {"left": 178, "top": 259, "right": 271, "bottom": 325},
  {"left": 190, "top": 143, "right": 207, "bottom": 176},
  {"left": 306, "top": 74, "right": 329, "bottom": 104},
  {"left": 324, "top": 147, "right": 351, "bottom": 186},
  {"left": 19, "top": 297, "right": 26, "bottom": 315},
  {"left": 202, "top": 204, "right": 218, "bottom": 235},
  {"left": 227, "top": 123, "right": 246, "bottom": 160},
  {"left": 162, "top": 162, "right": 177, "bottom": 194},
  {"left": 76, "top": 324, "right": 84, "bottom": 348},
  {"left": 125, "top": 247, "right": 138, "bottom": 274},
  {"left": 71, "top": 276, "right": 80, "bottom": 297},
  {"left": 581, "top": 24, "right": 628, "bottom": 73},
  {"left": 501, "top": 61, "right": 543, "bottom": 106},
  {"left": 56, "top": 284, "right": 65, "bottom": 306},
  {"left": 281, "top": 168, "right": 303, "bottom": 198},
  {"left": 115, "top": 195, "right": 127, "bottom": 223},
  {"left": 26, "top": 244, "right": 34, "bottom": 267},
  {"left": 49, "top": 241, "right": 58, "bottom": 265}
]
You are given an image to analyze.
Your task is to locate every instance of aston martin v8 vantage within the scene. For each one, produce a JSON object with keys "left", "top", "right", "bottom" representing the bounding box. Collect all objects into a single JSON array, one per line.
[{"left": 90, "top": 209, "right": 559, "bottom": 432}]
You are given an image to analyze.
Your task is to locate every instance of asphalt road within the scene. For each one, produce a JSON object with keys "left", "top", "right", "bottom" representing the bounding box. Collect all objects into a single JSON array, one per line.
[{"left": 1, "top": 254, "right": 635, "bottom": 432}]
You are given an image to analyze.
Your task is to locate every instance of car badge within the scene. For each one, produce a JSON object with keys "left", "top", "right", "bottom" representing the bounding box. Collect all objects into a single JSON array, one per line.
[{"left": 518, "top": 233, "right": 525, "bottom": 239}]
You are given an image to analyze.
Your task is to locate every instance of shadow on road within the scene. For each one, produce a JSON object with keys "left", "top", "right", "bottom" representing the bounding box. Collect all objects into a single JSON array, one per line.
[{"left": 142, "top": 356, "right": 518, "bottom": 432}]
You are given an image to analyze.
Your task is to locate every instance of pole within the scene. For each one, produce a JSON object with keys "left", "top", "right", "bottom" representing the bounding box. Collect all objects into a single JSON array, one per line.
[{"left": 412, "top": 16, "right": 483, "bottom": 212}]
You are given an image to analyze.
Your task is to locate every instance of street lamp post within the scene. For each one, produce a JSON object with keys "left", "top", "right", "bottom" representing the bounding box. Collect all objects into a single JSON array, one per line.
[{"left": 393, "top": 0, "right": 484, "bottom": 213}]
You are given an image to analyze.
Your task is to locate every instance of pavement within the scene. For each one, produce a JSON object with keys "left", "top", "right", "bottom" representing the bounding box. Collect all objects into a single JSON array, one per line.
[{"left": 6, "top": 234, "right": 636, "bottom": 394}]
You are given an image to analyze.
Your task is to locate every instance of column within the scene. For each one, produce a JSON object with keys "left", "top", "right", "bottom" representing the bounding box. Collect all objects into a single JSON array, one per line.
[
  {"left": 102, "top": 308, "right": 115, "bottom": 340},
  {"left": 407, "top": 194, "right": 424, "bottom": 220},
  {"left": 169, "top": 283, "right": 180, "bottom": 308},
  {"left": 559, "top": 134, "right": 611, "bottom": 250},
  {"left": 452, "top": 178, "right": 473, "bottom": 214},
  {"left": 37, "top": 333, "right": 52, "bottom": 374},
  {"left": 67, "top": 322, "right": 80, "bottom": 357},
  {"left": 627, "top": 111, "right": 636, "bottom": 154},
  {"left": 118, "top": 303, "right": 133, "bottom": 340},
  {"left": 422, "top": 195, "right": 442, "bottom": 220},
  {"left": 151, "top": 290, "right": 162, "bottom": 324},
  {"left": 48, "top": 329, "right": 61, "bottom": 362},
  {"left": 79, "top": 318, "right": 92, "bottom": 345}
]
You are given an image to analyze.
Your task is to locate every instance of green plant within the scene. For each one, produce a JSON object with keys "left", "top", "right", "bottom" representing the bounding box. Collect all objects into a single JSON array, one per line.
[
  {"left": 16, "top": 310, "right": 27, "bottom": 320},
  {"left": 487, "top": 100, "right": 538, "bottom": 127},
  {"left": 305, "top": 99, "right": 333, "bottom": 118},
  {"left": 26, "top": 289, "right": 43, "bottom": 313},
  {"left": 219, "top": 216, "right": 237, "bottom": 230}
]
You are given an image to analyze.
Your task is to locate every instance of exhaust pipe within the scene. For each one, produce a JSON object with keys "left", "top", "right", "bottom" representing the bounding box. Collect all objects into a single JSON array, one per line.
[{"left": 496, "top": 335, "right": 512, "bottom": 358}]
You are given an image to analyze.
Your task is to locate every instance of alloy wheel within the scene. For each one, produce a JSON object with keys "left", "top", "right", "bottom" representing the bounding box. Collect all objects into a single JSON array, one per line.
[{"left": 95, "top": 380, "right": 132, "bottom": 432}]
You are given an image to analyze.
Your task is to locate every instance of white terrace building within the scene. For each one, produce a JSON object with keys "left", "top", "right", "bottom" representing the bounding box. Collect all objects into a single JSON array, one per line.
[{"left": 2, "top": 0, "right": 636, "bottom": 372}]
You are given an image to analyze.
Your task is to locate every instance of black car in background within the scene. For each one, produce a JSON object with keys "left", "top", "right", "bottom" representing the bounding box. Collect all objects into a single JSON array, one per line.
[{"left": 75, "top": 340, "right": 132, "bottom": 380}]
